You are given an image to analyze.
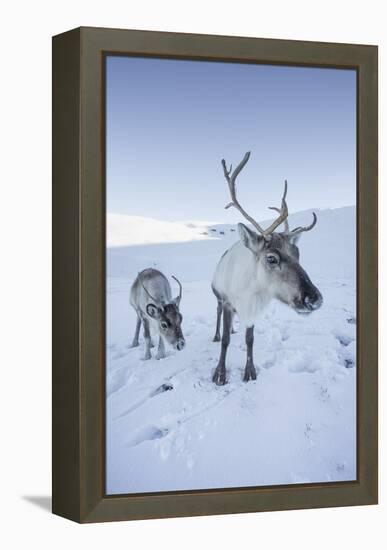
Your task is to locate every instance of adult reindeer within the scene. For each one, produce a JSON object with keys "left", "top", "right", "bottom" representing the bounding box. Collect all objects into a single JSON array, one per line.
[
  {"left": 211, "top": 152, "right": 322, "bottom": 385},
  {"left": 130, "top": 268, "right": 185, "bottom": 360}
]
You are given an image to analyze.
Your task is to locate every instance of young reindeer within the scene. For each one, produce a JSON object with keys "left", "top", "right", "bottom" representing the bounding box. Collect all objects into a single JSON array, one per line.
[
  {"left": 130, "top": 268, "right": 185, "bottom": 360},
  {"left": 212, "top": 152, "right": 322, "bottom": 385}
]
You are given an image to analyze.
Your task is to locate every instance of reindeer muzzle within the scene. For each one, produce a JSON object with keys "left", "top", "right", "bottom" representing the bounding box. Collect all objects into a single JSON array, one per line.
[
  {"left": 176, "top": 338, "right": 185, "bottom": 351},
  {"left": 303, "top": 287, "right": 323, "bottom": 312}
]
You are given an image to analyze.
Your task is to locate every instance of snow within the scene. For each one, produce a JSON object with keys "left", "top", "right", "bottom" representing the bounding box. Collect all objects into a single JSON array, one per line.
[
  {"left": 106, "top": 206, "right": 356, "bottom": 494},
  {"left": 107, "top": 214, "right": 214, "bottom": 247}
]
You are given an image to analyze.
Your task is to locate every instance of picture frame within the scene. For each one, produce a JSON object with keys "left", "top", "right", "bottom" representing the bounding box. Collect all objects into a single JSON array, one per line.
[{"left": 52, "top": 26, "right": 378, "bottom": 523}]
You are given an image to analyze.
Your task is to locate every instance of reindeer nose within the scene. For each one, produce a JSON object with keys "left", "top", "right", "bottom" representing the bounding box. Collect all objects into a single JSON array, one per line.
[
  {"left": 176, "top": 338, "right": 185, "bottom": 351},
  {"left": 304, "top": 288, "right": 323, "bottom": 311}
]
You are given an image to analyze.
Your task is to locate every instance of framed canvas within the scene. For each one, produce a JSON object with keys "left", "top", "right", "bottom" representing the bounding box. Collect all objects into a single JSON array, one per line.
[{"left": 52, "top": 26, "right": 378, "bottom": 523}]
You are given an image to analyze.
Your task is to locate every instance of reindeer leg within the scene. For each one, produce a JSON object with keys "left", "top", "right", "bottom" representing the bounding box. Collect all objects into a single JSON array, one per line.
[
  {"left": 213, "top": 299, "right": 223, "bottom": 342},
  {"left": 243, "top": 326, "right": 257, "bottom": 382},
  {"left": 130, "top": 315, "right": 141, "bottom": 348},
  {"left": 142, "top": 318, "right": 152, "bottom": 360},
  {"left": 231, "top": 310, "right": 237, "bottom": 334},
  {"left": 212, "top": 305, "right": 232, "bottom": 385},
  {"left": 156, "top": 336, "right": 166, "bottom": 360}
]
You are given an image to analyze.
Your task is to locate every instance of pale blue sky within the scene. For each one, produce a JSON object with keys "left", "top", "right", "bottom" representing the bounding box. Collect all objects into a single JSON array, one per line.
[{"left": 106, "top": 56, "right": 356, "bottom": 222}]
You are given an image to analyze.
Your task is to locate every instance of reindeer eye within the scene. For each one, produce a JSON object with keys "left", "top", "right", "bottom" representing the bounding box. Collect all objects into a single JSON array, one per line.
[
  {"left": 266, "top": 253, "right": 279, "bottom": 266},
  {"left": 161, "top": 321, "right": 168, "bottom": 330}
]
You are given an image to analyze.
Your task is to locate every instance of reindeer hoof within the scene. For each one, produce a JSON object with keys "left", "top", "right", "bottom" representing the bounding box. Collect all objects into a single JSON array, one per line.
[
  {"left": 243, "top": 366, "right": 257, "bottom": 382},
  {"left": 212, "top": 367, "right": 227, "bottom": 385},
  {"left": 212, "top": 334, "right": 221, "bottom": 342},
  {"left": 130, "top": 341, "right": 139, "bottom": 348}
]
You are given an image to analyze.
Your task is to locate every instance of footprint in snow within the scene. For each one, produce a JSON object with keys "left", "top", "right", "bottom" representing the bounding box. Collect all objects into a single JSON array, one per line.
[
  {"left": 107, "top": 368, "right": 131, "bottom": 398},
  {"left": 335, "top": 333, "right": 353, "bottom": 347},
  {"left": 150, "top": 383, "right": 173, "bottom": 397},
  {"left": 116, "top": 383, "right": 173, "bottom": 419},
  {"left": 262, "top": 359, "right": 275, "bottom": 369},
  {"left": 127, "top": 426, "right": 169, "bottom": 447}
]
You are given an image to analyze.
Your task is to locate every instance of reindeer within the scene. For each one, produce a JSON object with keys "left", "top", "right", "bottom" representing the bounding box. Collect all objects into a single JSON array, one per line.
[
  {"left": 130, "top": 268, "right": 185, "bottom": 360},
  {"left": 211, "top": 152, "right": 322, "bottom": 385}
]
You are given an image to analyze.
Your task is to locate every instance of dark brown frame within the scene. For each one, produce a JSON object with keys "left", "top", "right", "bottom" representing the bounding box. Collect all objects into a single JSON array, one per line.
[{"left": 52, "top": 26, "right": 378, "bottom": 523}]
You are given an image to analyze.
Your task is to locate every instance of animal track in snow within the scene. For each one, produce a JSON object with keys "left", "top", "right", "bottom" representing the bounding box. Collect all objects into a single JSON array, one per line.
[
  {"left": 116, "top": 383, "right": 174, "bottom": 419},
  {"left": 107, "top": 368, "right": 132, "bottom": 398},
  {"left": 262, "top": 359, "right": 275, "bottom": 369},
  {"left": 334, "top": 332, "right": 353, "bottom": 347},
  {"left": 127, "top": 426, "right": 169, "bottom": 447},
  {"left": 339, "top": 336, "right": 351, "bottom": 347},
  {"left": 126, "top": 385, "right": 236, "bottom": 451},
  {"left": 150, "top": 383, "right": 174, "bottom": 396}
]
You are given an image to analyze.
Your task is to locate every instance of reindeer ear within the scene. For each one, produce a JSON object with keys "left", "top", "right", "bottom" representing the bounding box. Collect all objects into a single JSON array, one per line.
[
  {"left": 146, "top": 303, "right": 162, "bottom": 319},
  {"left": 238, "top": 223, "right": 264, "bottom": 254},
  {"left": 288, "top": 233, "right": 301, "bottom": 246}
]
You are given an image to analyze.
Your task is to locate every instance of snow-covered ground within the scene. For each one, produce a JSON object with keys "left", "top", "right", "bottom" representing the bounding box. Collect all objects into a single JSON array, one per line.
[{"left": 106, "top": 206, "right": 356, "bottom": 494}]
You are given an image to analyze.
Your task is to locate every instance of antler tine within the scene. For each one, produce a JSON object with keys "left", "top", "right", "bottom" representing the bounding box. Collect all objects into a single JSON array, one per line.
[
  {"left": 221, "top": 152, "right": 268, "bottom": 237},
  {"left": 262, "top": 180, "right": 289, "bottom": 236},
  {"left": 289, "top": 212, "right": 317, "bottom": 237},
  {"left": 268, "top": 180, "right": 289, "bottom": 233},
  {"left": 222, "top": 152, "right": 250, "bottom": 203},
  {"left": 268, "top": 206, "right": 290, "bottom": 233},
  {"left": 171, "top": 275, "right": 182, "bottom": 305}
]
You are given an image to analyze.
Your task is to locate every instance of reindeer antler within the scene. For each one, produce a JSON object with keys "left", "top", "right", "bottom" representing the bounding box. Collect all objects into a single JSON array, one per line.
[
  {"left": 269, "top": 201, "right": 317, "bottom": 237},
  {"left": 221, "top": 152, "right": 288, "bottom": 241},
  {"left": 171, "top": 275, "right": 182, "bottom": 305},
  {"left": 268, "top": 180, "right": 289, "bottom": 233},
  {"left": 288, "top": 212, "right": 318, "bottom": 237},
  {"left": 140, "top": 278, "right": 158, "bottom": 303}
]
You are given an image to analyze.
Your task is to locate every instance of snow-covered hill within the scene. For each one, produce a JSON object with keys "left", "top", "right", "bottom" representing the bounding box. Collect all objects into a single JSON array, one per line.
[
  {"left": 106, "top": 206, "right": 356, "bottom": 494},
  {"left": 107, "top": 214, "right": 213, "bottom": 247}
]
